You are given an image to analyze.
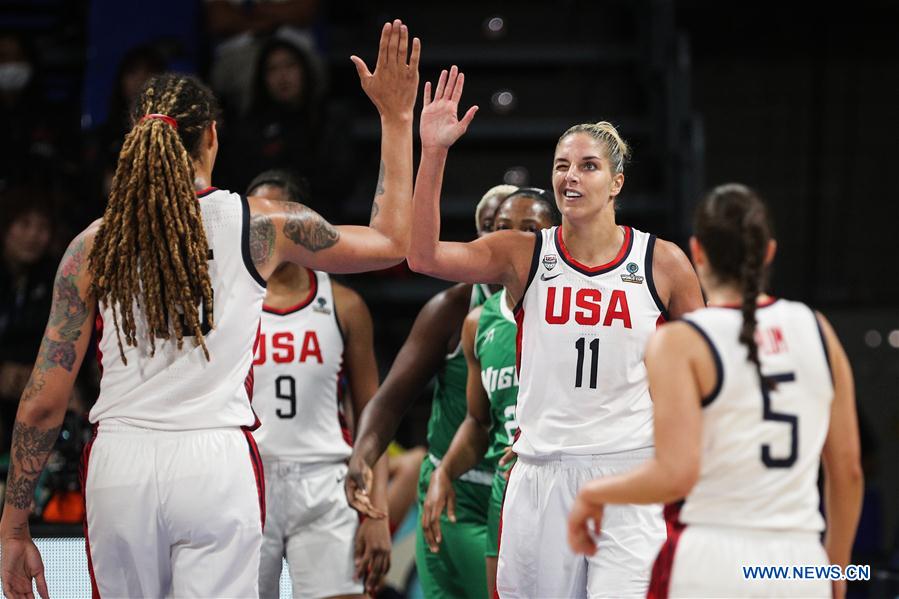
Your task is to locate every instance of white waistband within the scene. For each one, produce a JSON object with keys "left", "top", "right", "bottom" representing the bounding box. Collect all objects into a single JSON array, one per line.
[
  {"left": 428, "top": 453, "right": 494, "bottom": 486},
  {"left": 96, "top": 421, "right": 244, "bottom": 436},
  {"left": 261, "top": 459, "right": 345, "bottom": 477},
  {"left": 517, "top": 446, "right": 655, "bottom": 467}
]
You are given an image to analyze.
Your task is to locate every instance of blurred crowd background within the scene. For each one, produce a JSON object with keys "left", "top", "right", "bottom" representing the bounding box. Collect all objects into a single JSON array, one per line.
[{"left": 0, "top": 0, "right": 897, "bottom": 594}]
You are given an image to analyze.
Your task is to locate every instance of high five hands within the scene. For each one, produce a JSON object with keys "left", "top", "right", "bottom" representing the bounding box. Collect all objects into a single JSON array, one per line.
[
  {"left": 420, "top": 66, "right": 479, "bottom": 149},
  {"left": 351, "top": 19, "right": 421, "bottom": 120}
]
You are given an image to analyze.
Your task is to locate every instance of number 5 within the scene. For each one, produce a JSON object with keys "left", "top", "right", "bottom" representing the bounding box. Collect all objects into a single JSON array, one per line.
[{"left": 760, "top": 372, "right": 797, "bottom": 468}]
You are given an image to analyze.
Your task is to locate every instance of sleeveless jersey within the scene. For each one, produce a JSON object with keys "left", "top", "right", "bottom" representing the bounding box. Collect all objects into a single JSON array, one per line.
[
  {"left": 426, "top": 283, "right": 492, "bottom": 471},
  {"left": 251, "top": 271, "right": 349, "bottom": 463},
  {"left": 680, "top": 299, "right": 833, "bottom": 531},
  {"left": 514, "top": 226, "right": 665, "bottom": 457},
  {"left": 474, "top": 290, "right": 519, "bottom": 470},
  {"left": 90, "top": 188, "right": 267, "bottom": 430}
]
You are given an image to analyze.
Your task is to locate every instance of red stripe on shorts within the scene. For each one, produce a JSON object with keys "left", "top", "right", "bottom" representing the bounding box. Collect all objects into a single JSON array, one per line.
[
  {"left": 242, "top": 428, "right": 266, "bottom": 530},
  {"left": 647, "top": 501, "right": 687, "bottom": 599},
  {"left": 79, "top": 425, "right": 101, "bottom": 599}
]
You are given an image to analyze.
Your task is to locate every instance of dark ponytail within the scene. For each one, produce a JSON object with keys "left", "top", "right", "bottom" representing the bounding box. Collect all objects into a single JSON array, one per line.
[{"left": 695, "top": 183, "right": 773, "bottom": 386}]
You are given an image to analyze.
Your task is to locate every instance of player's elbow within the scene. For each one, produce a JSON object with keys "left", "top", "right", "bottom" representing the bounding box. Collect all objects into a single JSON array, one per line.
[
  {"left": 406, "top": 248, "right": 435, "bottom": 276},
  {"left": 666, "top": 459, "right": 700, "bottom": 499},
  {"left": 827, "top": 453, "right": 864, "bottom": 492}
]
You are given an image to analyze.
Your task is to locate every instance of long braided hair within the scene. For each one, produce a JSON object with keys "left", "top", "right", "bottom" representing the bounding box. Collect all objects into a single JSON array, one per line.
[
  {"left": 694, "top": 183, "right": 773, "bottom": 385},
  {"left": 89, "top": 73, "right": 219, "bottom": 362}
]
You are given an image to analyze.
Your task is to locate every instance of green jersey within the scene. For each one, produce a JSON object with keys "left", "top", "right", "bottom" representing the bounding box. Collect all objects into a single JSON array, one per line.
[
  {"left": 475, "top": 289, "right": 519, "bottom": 470},
  {"left": 426, "top": 283, "right": 493, "bottom": 473}
]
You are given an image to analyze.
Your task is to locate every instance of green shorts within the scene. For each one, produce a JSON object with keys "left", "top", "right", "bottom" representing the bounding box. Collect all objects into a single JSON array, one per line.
[
  {"left": 486, "top": 468, "right": 509, "bottom": 558},
  {"left": 415, "top": 455, "right": 491, "bottom": 598}
]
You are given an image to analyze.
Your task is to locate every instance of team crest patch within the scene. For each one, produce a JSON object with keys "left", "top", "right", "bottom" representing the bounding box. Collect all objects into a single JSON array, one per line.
[
  {"left": 542, "top": 254, "right": 558, "bottom": 271},
  {"left": 313, "top": 297, "right": 332, "bottom": 314},
  {"left": 620, "top": 262, "right": 644, "bottom": 284}
]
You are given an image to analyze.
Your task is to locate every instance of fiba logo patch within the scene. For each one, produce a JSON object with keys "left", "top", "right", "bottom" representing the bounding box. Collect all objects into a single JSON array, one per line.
[
  {"left": 313, "top": 296, "right": 332, "bottom": 314},
  {"left": 542, "top": 254, "right": 558, "bottom": 271},
  {"left": 620, "top": 262, "right": 644, "bottom": 284}
]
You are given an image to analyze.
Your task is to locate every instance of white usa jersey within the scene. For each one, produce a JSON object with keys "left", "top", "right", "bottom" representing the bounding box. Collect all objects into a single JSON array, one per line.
[
  {"left": 252, "top": 271, "right": 350, "bottom": 462},
  {"left": 680, "top": 299, "right": 833, "bottom": 531},
  {"left": 90, "top": 188, "right": 266, "bottom": 430},
  {"left": 514, "top": 226, "right": 666, "bottom": 457}
]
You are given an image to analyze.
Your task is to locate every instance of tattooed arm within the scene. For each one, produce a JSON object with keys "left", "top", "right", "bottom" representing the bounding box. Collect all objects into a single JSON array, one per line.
[
  {"left": 1, "top": 226, "right": 98, "bottom": 599},
  {"left": 247, "top": 20, "right": 418, "bottom": 278}
]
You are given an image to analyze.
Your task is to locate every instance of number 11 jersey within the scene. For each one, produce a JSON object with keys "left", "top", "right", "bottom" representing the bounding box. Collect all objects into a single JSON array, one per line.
[
  {"left": 514, "top": 225, "right": 666, "bottom": 458},
  {"left": 252, "top": 270, "right": 350, "bottom": 462}
]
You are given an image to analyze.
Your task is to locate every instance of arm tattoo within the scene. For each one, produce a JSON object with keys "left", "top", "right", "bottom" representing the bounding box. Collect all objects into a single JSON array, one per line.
[
  {"left": 18, "top": 235, "right": 88, "bottom": 404},
  {"left": 19, "top": 369, "right": 46, "bottom": 403},
  {"left": 250, "top": 214, "right": 276, "bottom": 267},
  {"left": 283, "top": 204, "right": 340, "bottom": 252},
  {"left": 5, "top": 421, "right": 62, "bottom": 510},
  {"left": 50, "top": 237, "right": 89, "bottom": 342},
  {"left": 40, "top": 338, "right": 77, "bottom": 372},
  {"left": 369, "top": 161, "right": 385, "bottom": 224},
  {"left": 375, "top": 160, "right": 385, "bottom": 196}
]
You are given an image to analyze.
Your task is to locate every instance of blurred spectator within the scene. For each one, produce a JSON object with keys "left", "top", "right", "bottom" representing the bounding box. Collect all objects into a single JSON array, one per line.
[
  {"left": 81, "top": 45, "right": 167, "bottom": 227},
  {"left": 0, "top": 186, "right": 57, "bottom": 450},
  {"left": 0, "top": 33, "right": 64, "bottom": 190},
  {"left": 218, "top": 36, "right": 349, "bottom": 219},
  {"left": 204, "top": 0, "right": 319, "bottom": 113},
  {"left": 103, "top": 45, "right": 167, "bottom": 159}
]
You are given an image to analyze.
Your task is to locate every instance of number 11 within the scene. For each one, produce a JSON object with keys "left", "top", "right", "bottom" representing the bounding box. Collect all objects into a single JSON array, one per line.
[{"left": 575, "top": 337, "right": 600, "bottom": 389}]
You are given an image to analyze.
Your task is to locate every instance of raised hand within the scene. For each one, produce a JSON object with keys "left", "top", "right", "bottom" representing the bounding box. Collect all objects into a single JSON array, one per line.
[
  {"left": 351, "top": 20, "right": 421, "bottom": 120},
  {"left": 420, "top": 65, "right": 479, "bottom": 149}
]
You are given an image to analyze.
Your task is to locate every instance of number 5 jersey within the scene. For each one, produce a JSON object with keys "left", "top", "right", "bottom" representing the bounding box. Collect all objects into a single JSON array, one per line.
[
  {"left": 514, "top": 225, "right": 666, "bottom": 458},
  {"left": 680, "top": 300, "right": 833, "bottom": 531}
]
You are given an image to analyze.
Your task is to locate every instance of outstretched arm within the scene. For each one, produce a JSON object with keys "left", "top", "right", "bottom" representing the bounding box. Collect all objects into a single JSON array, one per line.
[
  {"left": 1, "top": 226, "right": 99, "bottom": 599},
  {"left": 421, "top": 308, "right": 491, "bottom": 551},
  {"left": 250, "top": 20, "right": 419, "bottom": 276},
  {"left": 405, "top": 67, "right": 533, "bottom": 301},
  {"left": 346, "top": 285, "right": 470, "bottom": 515},
  {"left": 333, "top": 284, "right": 391, "bottom": 593}
]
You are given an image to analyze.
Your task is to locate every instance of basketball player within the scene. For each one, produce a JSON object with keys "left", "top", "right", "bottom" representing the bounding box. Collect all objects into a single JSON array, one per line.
[
  {"left": 404, "top": 66, "right": 705, "bottom": 598},
  {"left": 247, "top": 171, "right": 391, "bottom": 598},
  {"left": 568, "top": 184, "right": 863, "bottom": 599},
  {"left": 421, "top": 189, "right": 560, "bottom": 597},
  {"left": 345, "top": 184, "right": 516, "bottom": 599},
  {"left": 0, "top": 20, "right": 419, "bottom": 598}
]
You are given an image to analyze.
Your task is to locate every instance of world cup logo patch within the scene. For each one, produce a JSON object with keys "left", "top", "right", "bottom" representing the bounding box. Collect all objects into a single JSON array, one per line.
[{"left": 620, "top": 262, "right": 644, "bottom": 284}]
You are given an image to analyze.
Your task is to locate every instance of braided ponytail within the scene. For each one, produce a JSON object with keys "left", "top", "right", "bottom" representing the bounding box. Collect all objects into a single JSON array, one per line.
[
  {"left": 695, "top": 184, "right": 773, "bottom": 386},
  {"left": 89, "top": 74, "right": 219, "bottom": 363},
  {"left": 737, "top": 207, "right": 768, "bottom": 385}
]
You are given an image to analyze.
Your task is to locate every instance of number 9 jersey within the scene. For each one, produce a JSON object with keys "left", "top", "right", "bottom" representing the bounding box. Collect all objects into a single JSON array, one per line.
[
  {"left": 251, "top": 270, "right": 350, "bottom": 462},
  {"left": 514, "top": 225, "right": 666, "bottom": 458}
]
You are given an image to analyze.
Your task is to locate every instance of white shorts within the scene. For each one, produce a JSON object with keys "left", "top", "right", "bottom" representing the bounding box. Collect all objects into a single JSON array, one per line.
[
  {"left": 83, "top": 422, "right": 264, "bottom": 598},
  {"left": 259, "top": 460, "right": 363, "bottom": 599},
  {"left": 657, "top": 521, "right": 830, "bottom": 598},
  {"left": 496, "top": 449, "right": 665, "bottom": 599}
]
